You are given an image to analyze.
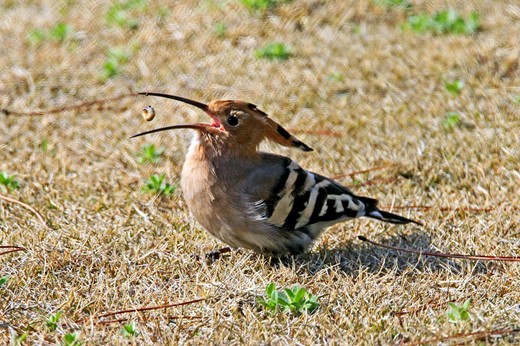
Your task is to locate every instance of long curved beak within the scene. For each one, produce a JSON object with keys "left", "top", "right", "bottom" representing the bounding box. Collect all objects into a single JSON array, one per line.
[
  {"left": 131, "top": 92, "right": 218, "bottom": 138},
  {"left": 138, "top": 92, "right": 209, "bottom": 112},
  {"left": 130, "top": 124, "right": 211, "bottom": 138}
]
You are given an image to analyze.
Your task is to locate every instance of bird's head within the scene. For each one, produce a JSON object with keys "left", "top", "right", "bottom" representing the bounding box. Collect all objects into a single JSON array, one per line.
[{"left": 131, "top": 92, "right": 313, "bottom": 153}]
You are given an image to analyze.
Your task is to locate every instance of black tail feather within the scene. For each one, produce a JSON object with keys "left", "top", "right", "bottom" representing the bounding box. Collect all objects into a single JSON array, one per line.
[
  {"left": 367, "top": 209, "right": 423, "bottom": 226},
  {"left": 356, "top": 196, "right": 422, "bottom": 225}
]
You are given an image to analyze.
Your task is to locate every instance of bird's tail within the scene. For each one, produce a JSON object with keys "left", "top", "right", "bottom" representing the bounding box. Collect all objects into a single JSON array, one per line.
[
  {"left": 367, "top": 209, "right": 422, "bottom": 225},
  {"left": 358, "top": 196, "right": 423, "bottom": 226}
]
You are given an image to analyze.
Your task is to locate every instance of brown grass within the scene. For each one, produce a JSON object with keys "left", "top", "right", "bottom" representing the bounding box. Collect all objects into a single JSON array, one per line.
[{"left": 1, "top": 0, "right": 519, "bottom": 344}]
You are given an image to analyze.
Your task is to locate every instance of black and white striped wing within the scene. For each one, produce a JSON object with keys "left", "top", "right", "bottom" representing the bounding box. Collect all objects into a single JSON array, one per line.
[{"left": 254, "top": 160, "right": 371, "bottom": 230}]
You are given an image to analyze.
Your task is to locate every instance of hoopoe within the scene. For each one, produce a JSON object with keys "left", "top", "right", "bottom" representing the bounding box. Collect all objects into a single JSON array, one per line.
[{"left": 132, "top": 92, "right": 421, "bottom": 257}]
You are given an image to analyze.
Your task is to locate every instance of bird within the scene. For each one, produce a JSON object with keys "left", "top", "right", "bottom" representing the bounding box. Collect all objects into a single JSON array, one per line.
[{"left": 131, "top": 92, "right": 421, "bottom": 257}]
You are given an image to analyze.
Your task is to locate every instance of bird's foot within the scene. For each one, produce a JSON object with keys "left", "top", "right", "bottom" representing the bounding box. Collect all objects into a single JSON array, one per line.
[
  {"left": 206, "top": 246, "right": 232, "bottom": 263},
  {"left": 192, "top": 247, "right": 233, "bottom": 263}
]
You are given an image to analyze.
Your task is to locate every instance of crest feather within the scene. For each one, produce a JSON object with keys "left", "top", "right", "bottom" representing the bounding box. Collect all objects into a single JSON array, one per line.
[{"left": 264, "top": 117, "right": 313, "bottom": 152}]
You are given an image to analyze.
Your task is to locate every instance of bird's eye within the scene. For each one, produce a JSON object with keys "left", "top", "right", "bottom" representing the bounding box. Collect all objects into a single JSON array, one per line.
[{"left": 227, "top": 116, "right": 239, "bottom": 127}]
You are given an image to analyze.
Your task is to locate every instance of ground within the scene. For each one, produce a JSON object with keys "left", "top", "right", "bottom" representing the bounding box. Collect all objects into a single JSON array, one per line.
[{"left": 0, "top": 0, "right": 519, "bottom": 345}]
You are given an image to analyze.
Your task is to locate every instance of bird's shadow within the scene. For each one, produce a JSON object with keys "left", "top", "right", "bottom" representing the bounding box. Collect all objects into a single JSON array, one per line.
[{"left": 271, "top": 231, "right": 490, "bottom": 278}]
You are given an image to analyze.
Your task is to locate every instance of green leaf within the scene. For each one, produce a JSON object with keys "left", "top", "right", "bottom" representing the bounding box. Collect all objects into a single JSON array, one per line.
[
  {"left": 106, "top": 0, "right": 146, "bottom": 29},
  {"left": 0, "top": 172, "right": 20, "bottom": 191},
  {"left": 449, "top": 308, "right": 461, "bottom": 321},
  {"left": 142, "top": 173, "right": 175, "bottom": 195},
  {"left": 294, "top": 287, "right": 307, "bottom": 302},
  {"left": 266, "top": 282, "right": 275, "bottom": 296},
  {"left": 239, "top": 0, "right": 278, "bottom": 12},
  {"left": 14, "top": 333, "right": 27, "bottom": 346},
  {"left": 446, "top": 299, "right": 471, "bottom": 323},
  {"left": 215, "top": 22, "right": 227, "bottom": 38},
  {"left": 0, "top": 276, "right": 8, "bottom": 287},
  {"left": 442, "top": 112, "right": 461, "bottom": 130},
  {"left": 40, "top": 138, "right": 49, "bottom": 152},
  {"left": 284, "top": 288, "right": 295, "bottom": 301},
  {"left": 403, "top": 14, "right": 431, "bottom": 33},
  {"left": 257, "top": 297, "right": 267, "bottom": 305},
  {"left": 327, "top": 72, "right": 344, "bottom": 82},
  {"left": 121, "top": 321, "right": 138, "bottom": 337},
  {"left": 445, "top": 79, "right": 464, "bottom": 95},
  {"left": 303, "top": 299, "right": 319, "bottom": 312},
  {"left": 254, "top": 42, "right": 292, "bottom": 61},
  {"left": 465, "top": 12, "right": 480, "bottom": 33},
  {"left": 100, "top": 47, "right": 131, "bottom": 80},
  {"left": 101, "top": 58, "right": 119, "bottom": 80},
  {"left": 276, "top": 295, "right": 290, "bottom": 307},
  {"left": 49, "top": 22, "right": 72, "bottom": 41},
  {"left": 108, "top": 47, "right": 131, "bottom": 63},
  {"left": 258, "top": 283, "right": 319, "bottom": 314},
  {"left": 403, "top": 9, "right": 480, "bottom": 35},
  {"left": 63, "top": 332, "right": 80, "bottom": 346},
  {"left": 463, "top": 298, "right": 471, "bottom": 310},
  {"left": 28, "top": 28, "right": 46, "bottom": 44},
  {"left": 271, "top": 288, "right": 278, "bottom": 301},
  {"left": 46, "top": 311, "right": 62, "bottom": 332}
]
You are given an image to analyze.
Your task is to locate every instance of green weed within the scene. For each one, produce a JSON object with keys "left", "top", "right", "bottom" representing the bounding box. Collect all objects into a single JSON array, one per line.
[
  {"left": 257, "top": 282, "right": 319, "bottom": 314},
  {"left": 142, "top": 174, "right": 175, "bottom": 195},
  {"left": 0, "top": 276, "right": 8, "bottom": 287},
  {"left": 445, "top": 79, "right": 464, "bottom": 95},
  {"left": 28, "top": 28, "right": 46, "bottom": 45},
  {"left": 106, "top": 0, "right": 147, "bottom": 29},
  {"left": 327, "top": 72, "right": 344, "bottom": 82},
  {"left": 446, "top": 299, "right": 471, "bottom": 323},
  {"left": 49, "top": 23, "right": 72, "bottom": 41},
  {"left": 239, "top": 0, "right": 278, "bottom": 12},
  {"left": 108, "top": 47, "right": 131, "bottom": 63},
  {"left": 14, "top": 333, "right": 27, "bottom": 346},
  {"left": 28, "top": 22, "right": 73, "bottom": 45},
  {"left": 442, "top": 112, "right": 461, "bottom": 131},
  {"left": 0, "top": 172, "right": 20, "bottom": 191},
  {"left": 351, "top": 24, "right": 363, "bottom": 34},
  {"left": 101, "top": 59, "right": 119, "bottom": 80},
  {"left": 254, "top": 42, "right": 292, "bottom": 60},
  {"left": 40, "top": 138, "right": 49, "bottom": 152},
  {"left": 403, "top": 9, "right": 480, "bottom": 35},
  {"left": 215, "top": 22, "right": 227, "bottom": 38},
  {"left": 46, "top": 311, "right": 62, "bottom": 332},
  {"left": 100, "top": 47, "right": 131, "bottom": 81},
  {"left": 63, "top": 332, "right": 81, "bottom": 346},
  {"left": 137, "top": 144, "right": 164, "bottom": 163},
  {"left": 121, "top": 321, "right": 139, "bottom": 338},
  {"left": 157, "top": 7, "right": 170, "bottom": 20}
]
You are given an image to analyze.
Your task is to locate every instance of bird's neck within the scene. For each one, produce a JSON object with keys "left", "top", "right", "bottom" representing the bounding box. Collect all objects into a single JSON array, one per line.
[
  {"left": 186, "top": 132, "right": 258, "bottom": 163},
  {"left": 182, "top": 133, "right": 260, "bottom": 197}
]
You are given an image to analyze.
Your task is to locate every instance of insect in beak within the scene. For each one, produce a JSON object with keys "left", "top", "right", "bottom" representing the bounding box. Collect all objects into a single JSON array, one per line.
[{"left": 130, "top": 92, "right": 223, "bottom": 139}]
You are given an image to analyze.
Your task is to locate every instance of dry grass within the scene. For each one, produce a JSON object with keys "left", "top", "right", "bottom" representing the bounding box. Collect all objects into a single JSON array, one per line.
[{"left": 1, "top": 0, "right": 519, "bottom": 344}]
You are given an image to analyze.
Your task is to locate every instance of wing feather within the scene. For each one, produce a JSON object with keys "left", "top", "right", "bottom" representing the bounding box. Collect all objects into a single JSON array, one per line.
[{"left": 249, "top": 159, "right": 370, "bottom": 230}]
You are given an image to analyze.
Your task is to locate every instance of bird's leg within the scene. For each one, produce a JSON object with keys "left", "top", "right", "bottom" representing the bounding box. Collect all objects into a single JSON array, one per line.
[{"left": 205, "top": 246, "right": 233, "bottom": 263}]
